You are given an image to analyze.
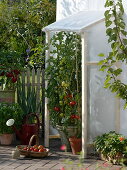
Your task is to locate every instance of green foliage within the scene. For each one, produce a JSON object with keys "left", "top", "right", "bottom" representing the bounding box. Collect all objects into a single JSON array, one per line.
[
  {"left": 99, "top": 0, "right": 127, "bottom": 108},
  {"left": 17, "top": 85, "right": 39, "bottom": 115},
  {"left": 0, "top": 103, "right": 24, "bottom": 134},
  {"left": 94, "top": 131, "right": 127, "bottom": 165},
  {"left": 0, "top": 0, "right": 56, "bottom": 68},
  {"left": 46, "top": 32, "right": 81, "bottom": 135}
]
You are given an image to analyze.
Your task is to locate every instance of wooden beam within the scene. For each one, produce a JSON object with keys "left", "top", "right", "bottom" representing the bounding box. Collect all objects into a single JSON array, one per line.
[
  {"left": 44, "top": 31, "right": 50, "bottom": 147},
  {"left": 114, "top": 62, "right": 121, "bottom": 133},
  {"left": 81, "top": 32, "right": 88, "bottom": 158}
]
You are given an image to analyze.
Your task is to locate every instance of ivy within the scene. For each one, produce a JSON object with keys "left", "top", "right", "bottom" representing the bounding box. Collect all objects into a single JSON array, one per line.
[{"left": 99, "top": 0, "right": 127, "bottom": 107}]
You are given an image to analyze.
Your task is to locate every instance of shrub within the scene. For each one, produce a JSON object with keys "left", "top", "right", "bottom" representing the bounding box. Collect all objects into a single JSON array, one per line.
[{"left": 94, "top": 131, "right": 127, "bottom": 165}]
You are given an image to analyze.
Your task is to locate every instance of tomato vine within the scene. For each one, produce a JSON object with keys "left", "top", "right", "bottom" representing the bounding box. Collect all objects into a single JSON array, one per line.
[{"left": 45, "top": 32, "right": 81, "bottom": 128}]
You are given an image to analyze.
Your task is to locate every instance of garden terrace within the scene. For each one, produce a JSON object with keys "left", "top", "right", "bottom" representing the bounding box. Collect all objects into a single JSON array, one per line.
[{"left": 0, "top": 138, "right": 124, "bottom": 170}]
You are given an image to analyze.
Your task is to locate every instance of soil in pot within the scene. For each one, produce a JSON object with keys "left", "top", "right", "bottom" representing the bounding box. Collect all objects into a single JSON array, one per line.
[{"left": 69, "top": 137, "right": 82, "bottom": 155}]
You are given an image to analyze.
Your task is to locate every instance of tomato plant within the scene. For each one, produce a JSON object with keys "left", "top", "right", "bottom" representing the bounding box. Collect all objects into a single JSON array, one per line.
[{"left": 46, "top": 32, "right": 82, "bottom": 137}]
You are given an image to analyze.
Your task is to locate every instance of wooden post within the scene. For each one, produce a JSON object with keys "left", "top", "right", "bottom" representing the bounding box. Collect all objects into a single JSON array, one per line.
[
  {"left": 115, "top": 98, "right": 120, "bottom": 133},
  {"left": 81, "top": 32, "right": 88, "bottom": 158},
  {"left": 115, "top": 62, "right": 121, "bottom": 133},
  {"left": 44, "top": 31, "right": 50, "bottom": 147}
]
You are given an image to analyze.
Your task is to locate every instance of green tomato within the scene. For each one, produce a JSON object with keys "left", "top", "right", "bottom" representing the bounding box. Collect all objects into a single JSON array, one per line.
[
  {"left": 59, "top": 113, "right": 64, "bottom": 117},
  {"left": 61, "top": 81, "right": 69, "bottom": 87},
  {"left": 59, "top": 101, "right": 63, "bottom": 105}
]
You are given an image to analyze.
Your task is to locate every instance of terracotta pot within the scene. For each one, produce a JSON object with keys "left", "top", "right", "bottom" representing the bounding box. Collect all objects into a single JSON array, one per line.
[
  {"left": 0, "top": 90, "right": 15, "bottom": 103},
  {"left": 0, "top": 134, "right": 14, "bottom": 145},
  {"left": 56, "top": 125, "right": 78, "bottom": 152},
  {"left": 69, "top": 137, "right": 82, "bottom": 155}
]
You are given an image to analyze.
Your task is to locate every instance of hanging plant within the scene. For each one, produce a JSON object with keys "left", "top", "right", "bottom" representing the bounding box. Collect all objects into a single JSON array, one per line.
[{"left": 99, "top": 0, "right": 127, "bottom": 108}]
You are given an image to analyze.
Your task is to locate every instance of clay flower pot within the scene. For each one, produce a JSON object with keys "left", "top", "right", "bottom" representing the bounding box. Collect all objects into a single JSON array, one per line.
[
  {"left": 0, "top": 90, "right": 15, "bottom": 103},
  {"left": 69, "top": 137, "right": 82, "bottom": 155},
  {"left": 0, "top": 134, "right": 14, "bottom": 145}
]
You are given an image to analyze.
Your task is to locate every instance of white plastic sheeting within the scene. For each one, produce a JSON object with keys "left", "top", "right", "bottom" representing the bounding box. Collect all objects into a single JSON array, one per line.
[
  {"left": 43, "top": 11, "right": 104, "bottom": 33},
  {"left": 57, "top": 0, "right": 127, "bottom": 21},
  {"left": 88, "top": 66, "right": 115, "bottom": 143},
  {"left": 56, "top": 0, "right": 105, "bottom": 20},
  {"left": 86, "top": 22, "right": 115, "bottom": 142}
]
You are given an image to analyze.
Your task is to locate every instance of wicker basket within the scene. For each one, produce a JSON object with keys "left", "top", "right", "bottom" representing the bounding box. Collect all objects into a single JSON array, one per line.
[{"left": 17, "top": 135, "right": 49, "bottom": 158}]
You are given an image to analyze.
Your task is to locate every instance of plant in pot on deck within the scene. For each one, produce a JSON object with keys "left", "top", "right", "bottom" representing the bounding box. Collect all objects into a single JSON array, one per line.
[
  {"left": 0, "top": 103, "right": 24, "bottom": 145},
  {"left": 68, "top": 114, "right": 82, "bottom": 155},
  {"left": 46, "top": 31, "right": 82, "bottom": 151}
]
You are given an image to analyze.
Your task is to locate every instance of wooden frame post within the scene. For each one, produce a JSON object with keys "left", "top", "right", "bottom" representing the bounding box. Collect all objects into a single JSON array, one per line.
[
  {"left": 81, "top": 32, "right": 88, "bottom": 158},
  {"left": 44, "top": 31, "right": 50, "bottom": 147},
  {"left": 115, "top": 62, "right": 121, "bottom": 133},
  {"left": 115, "top": 98, "right": 120, "bottom": 133}
]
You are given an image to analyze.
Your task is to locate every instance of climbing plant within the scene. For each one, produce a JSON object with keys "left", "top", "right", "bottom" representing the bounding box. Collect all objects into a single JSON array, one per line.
[
  {"left": 99, "top": 0, "right": 127, "bottom": 108},
  {"left": 45, "top": 32, "right": 81, "bottom": 128}
]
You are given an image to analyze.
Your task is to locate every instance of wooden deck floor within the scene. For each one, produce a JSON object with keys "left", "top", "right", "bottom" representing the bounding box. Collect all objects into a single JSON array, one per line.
[{"left": 0, "top": 138, "right": 126, "bottom": 170}]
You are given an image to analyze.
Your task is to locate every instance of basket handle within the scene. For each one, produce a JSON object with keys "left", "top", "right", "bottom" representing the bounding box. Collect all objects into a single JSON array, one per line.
[
  {"left": 28, "top": 135, "right": 39, "bottom": 149},
  {"left": 23, "top": 113, "right": 40, "bottom": 127}
]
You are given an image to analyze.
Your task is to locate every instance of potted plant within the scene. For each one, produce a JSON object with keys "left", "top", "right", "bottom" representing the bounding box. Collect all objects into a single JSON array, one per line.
[
  {"left": 0, "top": 51, "right": 25, "bottom": 103},
  {"left": 68, "top": 116, "right": 82, "bottom": 155},
  {"left": 46, "top": 31, "right": 82, "bottom": 151},
  {"left": 94, "top": 131, "right": 127, "bottom": 165},
  {"left": 0, "top": 103, "right": 24, "bottom": 145}
]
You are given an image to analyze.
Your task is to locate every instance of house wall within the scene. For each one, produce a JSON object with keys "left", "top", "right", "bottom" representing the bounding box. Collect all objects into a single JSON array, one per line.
[{"left": 56, "top": 0, "right": 127, "bottom": 140}]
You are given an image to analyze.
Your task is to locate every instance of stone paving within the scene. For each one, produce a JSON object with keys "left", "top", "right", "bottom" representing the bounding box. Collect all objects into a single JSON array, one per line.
[{"left": 0, "top": 138, "right": 126, "bottom": 170}]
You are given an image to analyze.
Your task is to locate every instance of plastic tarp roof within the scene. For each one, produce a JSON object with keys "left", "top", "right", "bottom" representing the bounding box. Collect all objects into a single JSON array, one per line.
[{"left": 42, "top": 11, "right": 105, "bottom": 33}]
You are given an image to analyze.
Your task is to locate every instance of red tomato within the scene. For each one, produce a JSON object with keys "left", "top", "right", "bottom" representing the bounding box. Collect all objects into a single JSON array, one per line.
[
  {"left": 54, "top": 107, "right": 60, "bottom": 112},
  {"left": 39, "top": 148, "right": 44, "bottom": 152},
  {"left": 38, "top": 145, "right": 44, "bottom": 150},
  {"left": 29, "top": 147, "right": 34, "bottom": 151},
  {"left": 33, "top": 145, "right": 38, "bottom": 149},
  {"left": 33, "top": 148, "right": 39, "bottom": 152},
  {"left": 23, "top": 147, "right": 27, "bottom": 151},
  {"left": 69, "top": 101, "right": 76, "bottom": 106},
  {"left": 75, "top": 115, "right": 80, "bottom": 119},
  {"left": 70, "top": 115, "right": 76, "bottom": 119}
]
